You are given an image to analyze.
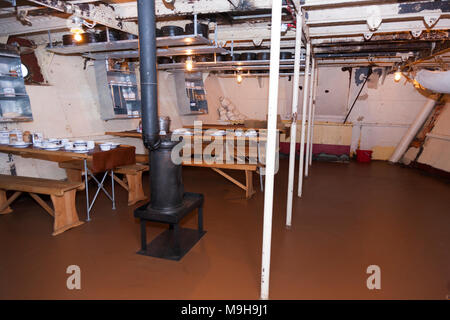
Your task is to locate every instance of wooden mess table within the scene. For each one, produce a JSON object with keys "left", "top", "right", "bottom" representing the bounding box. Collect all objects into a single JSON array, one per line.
[
  {"left": 105, "top": 129, "right": 268, "bottom": 199},
  {"left": 0, "top": 143, "right": 136, "bottom": 227}
]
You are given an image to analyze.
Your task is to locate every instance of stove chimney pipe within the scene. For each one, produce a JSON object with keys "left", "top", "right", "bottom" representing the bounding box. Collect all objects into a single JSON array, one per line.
[{"left": 137, "top": 0, "right": 160, "bottom": 150}]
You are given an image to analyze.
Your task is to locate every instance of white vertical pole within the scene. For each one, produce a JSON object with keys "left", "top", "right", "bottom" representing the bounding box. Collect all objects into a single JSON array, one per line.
[
  {"left": 309, "top": 63, "right": 319, "bottom": 166},
  {"left": 297, "top": 42, "right": 311, "bottom": 197},
  {"left": 285, "top": 11, "right": 303, "bottom": 228},
  {"left": 305, "top": 57, "right": 315, "bottom": 177},
  {"left": 260, "top": 0, "right": 283, "bottom": 301}
]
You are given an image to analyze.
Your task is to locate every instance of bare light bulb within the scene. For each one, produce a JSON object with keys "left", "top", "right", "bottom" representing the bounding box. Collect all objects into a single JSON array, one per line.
[
  {"left": 74, "top": 33, "right": 83, "bottom": 42},
  {"left": 236, "top": 74, "right": 243, "bottom": 84},
  {"left": 185, "top": 59, "right": 193, "bottom": 71},
  {"left": 394, "top": 71, "right": 402, "bottom": 82}
]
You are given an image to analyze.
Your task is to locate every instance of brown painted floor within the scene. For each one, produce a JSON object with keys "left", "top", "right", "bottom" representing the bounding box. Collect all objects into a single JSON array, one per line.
[{"left": 0, "top": 159, "right": 449, "bottom": 300}]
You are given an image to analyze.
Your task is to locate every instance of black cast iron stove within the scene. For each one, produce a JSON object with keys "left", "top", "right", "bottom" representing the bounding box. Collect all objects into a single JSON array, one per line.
[
  {"left": 134, "top": 137, "right": 205, "bottom": 261},
  {"left": 133, "top": 0, "right": 205, "bottom": 261}
]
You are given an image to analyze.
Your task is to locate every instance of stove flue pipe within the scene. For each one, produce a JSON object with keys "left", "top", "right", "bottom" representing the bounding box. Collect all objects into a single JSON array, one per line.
[{"left": 137, "top": 0, "right": 160, "bottom": 150}]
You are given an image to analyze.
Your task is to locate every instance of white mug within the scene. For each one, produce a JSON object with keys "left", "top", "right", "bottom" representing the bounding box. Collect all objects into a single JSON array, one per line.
[{"left": 87, "top": 141, "right": 95, "bottom": 149}]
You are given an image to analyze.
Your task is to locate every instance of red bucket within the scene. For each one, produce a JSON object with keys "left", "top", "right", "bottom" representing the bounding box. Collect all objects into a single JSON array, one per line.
[{"left": 356, "top": 149, "right": 372, "bottom": 163}]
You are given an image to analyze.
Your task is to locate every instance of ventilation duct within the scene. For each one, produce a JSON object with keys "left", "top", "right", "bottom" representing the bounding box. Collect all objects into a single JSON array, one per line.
[{"left": 415, "top": 70, "right": 450, "bottom": 94}]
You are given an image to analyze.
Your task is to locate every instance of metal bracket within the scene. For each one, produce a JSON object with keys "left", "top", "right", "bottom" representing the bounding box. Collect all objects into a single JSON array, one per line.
[
  {"left": 366, "top": 6, "right": 382, "bottom": 31},
  {"left": 218, "top": 40, "right": 227, "bottom": 48},
  {"left": 363, "top": 32, "right": 373, "bottom": 40},
  {"left": 253, "top": 38, "right": 263, "bottom": 47},
  {"left": 399, "top": 53, "right": 412, "bottom": 61},
  {"left": 411, "top": 30, "right": 423, "bottom": 38},
  {"left": 424, "top": 15, "right": 440, "bottom": 28}
]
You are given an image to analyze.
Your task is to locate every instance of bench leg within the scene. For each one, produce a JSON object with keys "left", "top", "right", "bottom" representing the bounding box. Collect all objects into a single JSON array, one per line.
[
  {"left": 50, "top": 190, "right": 84, "bottom": 236},
  {"left": 126, "top": 172, "right": 147, "bottom": 206},
  {"left": 64, "top": 168, "right": 85, "bottom": 190},
  {"left": 0, "top": 189, "right": 16, "bottom": 214},
  {"left": 245, "top": 170, "right": 255, "bottom": 199}
]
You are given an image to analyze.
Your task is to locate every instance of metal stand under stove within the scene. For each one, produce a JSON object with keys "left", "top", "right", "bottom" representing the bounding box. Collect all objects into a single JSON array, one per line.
[{"left": 134, "top": 192, "right": 205, "bottom": 261}]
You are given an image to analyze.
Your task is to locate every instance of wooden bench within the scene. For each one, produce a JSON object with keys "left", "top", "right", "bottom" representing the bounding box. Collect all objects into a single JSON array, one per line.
[
  {"left": 0, "top": 174, "right": 84, "bottom": 236},
  {"left": 136, "top": 154, "right": 257, "bottom": 199},
  {"left": 113, "top": 164, "right": 149, "bottom": 206},
  {"left": 59, "top": 160, "right": 149, "bottom": 206},
  {"left": 182, "top": 161, "right": 257, "bottom": 199}
]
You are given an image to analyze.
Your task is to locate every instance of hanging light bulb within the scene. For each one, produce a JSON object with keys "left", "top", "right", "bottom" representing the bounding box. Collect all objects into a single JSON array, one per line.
[
  {"left": 185, "top": 57, "right": 193, "bottom": 71},
  {"left": 394, "top": 68, "right": 402, "bottom": 82},
  {"left": 73, "top": 32, "right": 83, "bottom": 42},
  {"left": 236, "top": 72, "right": 243, "bottom": 84}
]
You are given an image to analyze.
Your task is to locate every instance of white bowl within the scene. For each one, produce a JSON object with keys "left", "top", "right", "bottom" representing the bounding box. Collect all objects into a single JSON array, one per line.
[
  {"left": 109, "top": 142, "right": 120, "bottom": 149},
  {"left": 99, "top": 143, "right": 111, "bottom": 151},
  {"left": 73, "top": 140, "right": 86, "bottom": 147}
]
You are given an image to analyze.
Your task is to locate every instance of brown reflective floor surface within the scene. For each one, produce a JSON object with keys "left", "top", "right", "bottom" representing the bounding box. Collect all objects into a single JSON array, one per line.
[{"left": 0, "top": 160, "right": 449, "bottom": 299}]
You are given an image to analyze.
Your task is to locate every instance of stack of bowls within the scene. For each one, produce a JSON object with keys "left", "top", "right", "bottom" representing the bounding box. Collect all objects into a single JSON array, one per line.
[
  {"left": 280, "top": 52, "right": 293, "bottom": 60},
  {"left": 158, "top": 57, "right": 173, "bottom": 64},
  {"left": 224, "top": 53, "right": 241, "bottom": 74},
  {"left": 0, "top": 130, "right": 9, "bottom": 144},
  {"left": 185, "top": 23, "right": 209, "bottom": 38},
  {"left": 161, "top": 26, "right": 184, "bottom": 37},
  {"left": 240, "top": 52, "right": 257, "bottom": 61}
]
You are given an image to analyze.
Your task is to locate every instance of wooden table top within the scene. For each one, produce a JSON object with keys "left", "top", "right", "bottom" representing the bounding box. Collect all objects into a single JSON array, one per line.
[
  {"left": 106, "top": 130, "right": 142, "bottom": 138},
  {"left": 0, "top": 143, "right": 133, "bottom": 163}
]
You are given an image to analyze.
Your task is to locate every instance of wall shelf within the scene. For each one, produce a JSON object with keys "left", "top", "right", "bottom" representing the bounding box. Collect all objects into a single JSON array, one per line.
[
  {"left": 47, "top": 34, "right": 212, "bottom": 55},
  {"left": 157, "top": 59, "right": 305, "bottom": 73},
  {"left": 94, "top": 60, "right": 141, "bottom": 120},
  {"left": 83, "top": 46, "right": 229, "bottom": 60}
]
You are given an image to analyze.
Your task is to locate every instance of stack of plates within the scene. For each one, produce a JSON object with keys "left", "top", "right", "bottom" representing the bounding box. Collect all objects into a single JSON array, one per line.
[
  {"left": 172, "top": 128, "right": 193, "bottom": 136},
  {"left": 41, "top": 143, "right": 60, "bottom": 151},
  {"left": 245, "top": 130, "right": 258, "bottom": 137},
  {"left": 210, "top": 130, "right": 226, "bottom": 136},
  {"left": 9, "top": 141, "right": 30, "bottom": 148}
]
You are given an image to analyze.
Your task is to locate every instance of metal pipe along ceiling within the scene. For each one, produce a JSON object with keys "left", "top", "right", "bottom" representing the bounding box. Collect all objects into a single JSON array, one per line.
[{"left": 415, "top": 70, "right": 450, "bottom": 94}]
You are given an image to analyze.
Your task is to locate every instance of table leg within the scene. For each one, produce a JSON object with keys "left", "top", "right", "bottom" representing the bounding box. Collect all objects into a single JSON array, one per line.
[
  {"left": 111, "top": 170, "right": 116, "bottom": 210},
  {"left": 84, "top": 159, "right": 90, "bottom": 222}
]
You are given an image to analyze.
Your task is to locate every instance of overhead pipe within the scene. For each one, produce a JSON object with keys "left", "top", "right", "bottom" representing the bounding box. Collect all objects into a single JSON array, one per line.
[
  {"left": 389, "top": 97, "right": 441, "bottom": 163},
  {"left": 415, "top": 70, "right": 450, "bottom": 94},
  {"left": 260, "top": 0, "right": 282, "bottom": 301},
  {"left": 286, "top": 10, "right": 303, "bottom": 228},
  {"left": 137, "top": 0, "right": 160, "bottom": 151},
  {"left": 309, "top": 63, "right": 319, "bottom": 166},
  {"left": 305, "top": 57, "right": 316, "bottom": 177},
  {"left": 297, "top": 42, "right": 311, "bottom": 197}
]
